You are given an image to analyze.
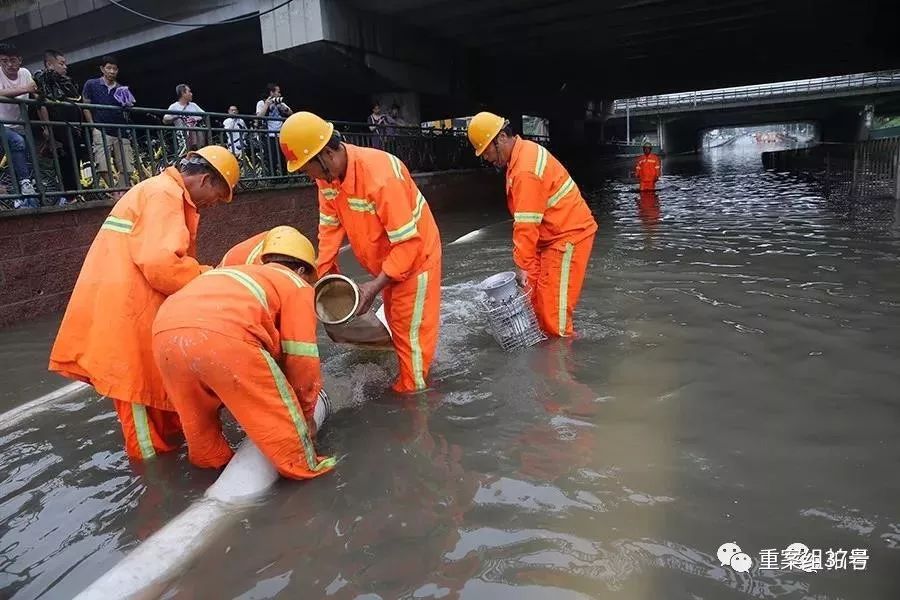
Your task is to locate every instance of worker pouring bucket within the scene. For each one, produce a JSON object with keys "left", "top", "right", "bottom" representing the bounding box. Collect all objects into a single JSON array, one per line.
[
  {"left": 477, "top": 271, "right": 546, "bottom": 352},
  {"left": 314, "top": 274, "right": 393, "bottom": 349},
  {"left": 315, "top": 274, "right": 360, "bottom": 325}
]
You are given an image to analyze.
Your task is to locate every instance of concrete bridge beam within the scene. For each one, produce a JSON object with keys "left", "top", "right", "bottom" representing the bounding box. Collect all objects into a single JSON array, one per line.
[{"left": 258, "top": 0, "right": 468, "bottom": 106}]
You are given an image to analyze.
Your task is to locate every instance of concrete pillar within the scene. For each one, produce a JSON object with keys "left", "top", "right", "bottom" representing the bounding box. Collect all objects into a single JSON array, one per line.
[
  {"left": 507, "top": 113, "right": 524, "bottom": 134},
  {"left": 858, "top": 104, "right": 875, "bottom": 141},
  {"left": 548, "top": 117, "right": 586, "bottom": 159},
  {"left": 656, "top": 117, "right": 665, "bottom": 153}
]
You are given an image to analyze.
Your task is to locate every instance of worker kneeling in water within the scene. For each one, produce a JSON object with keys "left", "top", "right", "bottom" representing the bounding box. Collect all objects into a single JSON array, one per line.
[
  {"left": 467, "top": 112, "right": 597, "bottom": 337},
  {"left": 152, "top": 226, "right": 335, "bottom": 479}
]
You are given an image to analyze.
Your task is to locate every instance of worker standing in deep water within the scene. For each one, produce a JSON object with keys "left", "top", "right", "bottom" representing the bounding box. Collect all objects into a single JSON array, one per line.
[
  {"left": 48, "top": 146, "right": 240, "bottom": 461},
  {"left": 278, "top": 111, "right": 442, "bottom": 394},
  {"left": 634, "top": 142, "right": 661, "bottom": 191},
  {"left": 466, "top": 112, "right": 597, "bottom": 337},
  {"left": 152, "top": 227, "right": 335, "bottom": 479}
]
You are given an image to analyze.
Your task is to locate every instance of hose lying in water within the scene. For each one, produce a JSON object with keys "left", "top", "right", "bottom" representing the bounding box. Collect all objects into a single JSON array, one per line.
[
  {"left": 0, "top": 381, "right": 90, "bottom": 431},
  {"left": 73, "top": 391, "right": 334, "bottom": 600}
]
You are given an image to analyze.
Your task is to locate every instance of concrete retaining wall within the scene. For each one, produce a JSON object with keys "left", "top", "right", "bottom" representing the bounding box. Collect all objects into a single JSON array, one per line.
[{"left": 0, "top": 169, "right": 500, "bottom": 328}]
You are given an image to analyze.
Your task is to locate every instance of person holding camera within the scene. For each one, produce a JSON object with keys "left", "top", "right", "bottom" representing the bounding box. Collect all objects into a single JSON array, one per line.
[{"left": 256, "top": 83, "right": 292, "bottom": 175}]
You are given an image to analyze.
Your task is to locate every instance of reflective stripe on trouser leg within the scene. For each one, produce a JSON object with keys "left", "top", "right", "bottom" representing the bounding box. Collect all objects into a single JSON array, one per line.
[
  {"left": 409, "top": 271, "right": 428, "bottom": 390},
  {"left": 259, "top": 349, "right": 336, "bottom": 473},
  {"left": 386, "top": 260, "right": 441, "bottom": 393},
  {"left": 558, "top": 242, "right": 576, "bottom": 337},
  {"left": 131, "top": 403, "right": 157, "bottom": 460},
  {"left": 112, "top": 399, "right": 181, "bottom": 460}
]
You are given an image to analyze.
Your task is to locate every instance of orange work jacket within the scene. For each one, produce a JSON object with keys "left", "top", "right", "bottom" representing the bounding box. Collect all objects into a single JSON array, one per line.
[
  {"left": 219, "top": 231, "right": 268, "bottom": 267},
  {"left": 635, "top": 153, "right": 661, "bottom": 181},
  {"left": 315, "top": 144, "right": 441, "bottom": 281},
  {"left": 152, "top": 263, "right": 322, "bottom": 421},
  {"left": 506, "top": 137, "right": 597, "bottom": 278},
  {"left": 49, "top": 167, "right": 205, "bottom": 410}
]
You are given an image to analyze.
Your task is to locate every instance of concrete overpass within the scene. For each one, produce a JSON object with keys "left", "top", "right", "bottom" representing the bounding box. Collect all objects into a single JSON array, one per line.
[
  {"left": 3, "top": 0, "right": 899, "bottom": 146},
  {"left": 604, "top": 71, "right": 900, "bottom": 152}
]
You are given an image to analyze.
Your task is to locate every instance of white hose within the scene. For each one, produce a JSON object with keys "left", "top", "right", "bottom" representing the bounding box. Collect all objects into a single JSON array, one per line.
[{"left": 74, "top": 393, "right": 332, "bottom": 600}]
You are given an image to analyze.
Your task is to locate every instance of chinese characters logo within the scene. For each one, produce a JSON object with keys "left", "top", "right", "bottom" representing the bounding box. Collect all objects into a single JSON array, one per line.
[{"left": 719, "top": 542, "right": 870, "bottom": 574}]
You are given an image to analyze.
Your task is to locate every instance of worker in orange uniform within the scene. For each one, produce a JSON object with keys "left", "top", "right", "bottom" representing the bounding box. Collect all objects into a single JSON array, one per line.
[
  {"left": 48, "top": 146, "right": 240, "bottom": 461},
  {"left": 467, "top": 112, "right": 597, "bottom": 337},
  {"left": 218, "top": 230, "right": 268, "bottom": 267},
  {"left": 279, "top": 111, "right": 442, "bottom": 394},
  {"left": 152, "top": 227, "right": 335, "bottom": 479},
  {"left": 634, "top": 142, "right": 661, "bottom": 191}
]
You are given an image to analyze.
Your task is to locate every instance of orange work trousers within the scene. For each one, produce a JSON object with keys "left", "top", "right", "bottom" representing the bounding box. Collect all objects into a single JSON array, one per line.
[
  {"left": 532, "top": 234, "right": 595, "bottom": 337},
  {"left": 383, "top": 256, "right": 442, "bottom": 393},
  {"left": 639, "top": 178, "right": 657, "bottom": 191},
  {"left": 112, "top": 399, "right": 182, "bottom": 461},
  {"left": 152, "top": 328, "right": 336, "bottom": 479}
]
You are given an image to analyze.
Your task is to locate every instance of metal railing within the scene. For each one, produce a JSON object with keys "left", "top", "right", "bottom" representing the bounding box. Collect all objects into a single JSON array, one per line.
[
  {"left": 761, "top": 137, "right": 900, "bottom": 201},
  {"left": 0, "top": 97, "right": 488, "bottom": 211},
  {"left": 613, "top": 69, "right": 900, "bottom": 114}
]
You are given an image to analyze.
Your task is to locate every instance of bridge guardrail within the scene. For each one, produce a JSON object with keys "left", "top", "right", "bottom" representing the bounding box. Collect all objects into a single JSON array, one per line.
[
  {"left": 613, "top": 69, "right": 900, "bottom": 114},
  {"left": 0, "top": 98, "right": 518, "bottom": 211}
]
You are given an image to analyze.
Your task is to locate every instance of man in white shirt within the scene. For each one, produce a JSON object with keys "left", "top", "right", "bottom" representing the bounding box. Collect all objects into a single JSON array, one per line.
[
  {"left": 164, "top": 84, "right": 206, "bottom": 153},
  {"left": 0, "top": 42, "right": 37, "bottom": 206},
  {"left": 256, "top": 83, "right": 292, "bottom": 175},
  {"left": 222, "top": 105, "right": 246, "bottom": 157}
]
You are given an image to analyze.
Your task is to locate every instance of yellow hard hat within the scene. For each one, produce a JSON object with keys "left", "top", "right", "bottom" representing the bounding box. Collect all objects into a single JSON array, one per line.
[
  {"left": 261, "top": 226, "right": 317, "bottom": 269},
  {"left": 279, "top": 111, "right": 335, "bottom": 172},
  {"left": 467, "top": 111, "right": 506, "bottom": 157},
  {"left": 189, "top": 145, "right": 240, "bottom": 202}
]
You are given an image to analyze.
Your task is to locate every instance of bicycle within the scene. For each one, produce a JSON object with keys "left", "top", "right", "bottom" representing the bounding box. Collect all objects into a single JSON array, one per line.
[{"left": 1, "top": 150, "right": 63, "bottom": 209}]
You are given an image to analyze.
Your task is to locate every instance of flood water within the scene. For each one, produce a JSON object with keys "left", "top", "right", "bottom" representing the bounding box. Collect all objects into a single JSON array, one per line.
[{"left": 3, "top": 145, "right": 900, "bottom": 599}]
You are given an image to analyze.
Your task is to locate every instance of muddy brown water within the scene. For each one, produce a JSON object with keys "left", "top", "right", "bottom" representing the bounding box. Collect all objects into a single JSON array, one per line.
[{"left": 2, "top": 146, "right": 900, "bottom": 599}]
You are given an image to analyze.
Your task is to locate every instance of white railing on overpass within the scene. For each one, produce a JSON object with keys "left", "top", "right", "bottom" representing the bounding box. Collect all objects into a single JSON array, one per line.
[{"left": 613, "top": 69, "right": 900, "bottom": 114}]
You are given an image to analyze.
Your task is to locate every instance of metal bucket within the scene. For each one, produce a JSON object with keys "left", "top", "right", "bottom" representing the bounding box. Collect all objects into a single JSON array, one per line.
[
  {"left": 314, "top": 274, "right": 360, "bottom": 325},
  {"left": 478, "top": 272, "right": 546, "bottom": 352},
  {"left": 480, "top": 271, "right": 519, "bottom": 303}
]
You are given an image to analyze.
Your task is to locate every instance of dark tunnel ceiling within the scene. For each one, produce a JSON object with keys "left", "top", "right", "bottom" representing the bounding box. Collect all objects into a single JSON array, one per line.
[{"left": 348, "top": 0, "right": 900, "bottom": 98}]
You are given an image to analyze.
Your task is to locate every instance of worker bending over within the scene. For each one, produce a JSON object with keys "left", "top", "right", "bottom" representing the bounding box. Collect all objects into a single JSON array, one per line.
[
  {"left": 467, "top": 112, "right": 597, "bottom": 337},
  {"left": 279, "top": 112, "right": 442, "bottom": 394},
  {"left": 49, "top": 146, "right": 239, "bottom": 460},
  {"left": 152, "top": 227, "right": 335, "bottom": 479},
  {"left": 218, "top": 230, "right": 268, "bottom": 267},
  {"left": 634, "top": 142, "right": 661, "bottom": 191}
]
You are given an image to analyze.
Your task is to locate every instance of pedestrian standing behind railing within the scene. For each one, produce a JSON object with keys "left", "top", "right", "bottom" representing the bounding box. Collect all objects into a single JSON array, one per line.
[
  {"left": 0, "top": 42, "right": 37, "bottom": 207},
  {"left": 163, "top": 84, "right": 206, "bottom": 153},
  {"left": 367, "top": 101, "right": 386, "bottom": 150},
  {"left": 81, "top": 55, "right": 136, "bottom": 190},
  {"left": 256, "top": 83, "right": 292, "bottom": 175},
  {"left": 35, "top": 49, "right": 84, "bottom": 206},
  {"left": 383, "top": 103, "right": 408, "bottom": 155},
  {"left": 223, "top": 105, "right": 246, "bottom": 157}
]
